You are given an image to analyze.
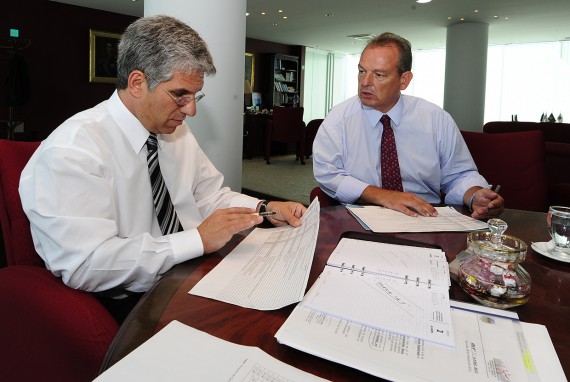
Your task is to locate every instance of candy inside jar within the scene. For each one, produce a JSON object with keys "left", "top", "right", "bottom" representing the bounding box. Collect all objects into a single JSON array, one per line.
[{"left": 458, "top": 218, "right": 531, "bottom": 309}]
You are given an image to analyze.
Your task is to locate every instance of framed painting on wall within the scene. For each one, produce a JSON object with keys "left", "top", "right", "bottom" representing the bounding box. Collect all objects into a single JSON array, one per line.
[
  {"left": 89, "top": 30, "right": 122, "bottom": 83},
  {"left": 245, "top": 53, "right": 254, "bottom": 90}
]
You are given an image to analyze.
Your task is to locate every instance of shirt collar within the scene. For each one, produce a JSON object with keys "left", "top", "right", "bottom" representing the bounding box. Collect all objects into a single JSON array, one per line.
[
  {"left": 107, "top": 90, "right": 151, "bottom": 154},
  {"left": 361, "top": 94, "right": 404, "bottom": 128}
]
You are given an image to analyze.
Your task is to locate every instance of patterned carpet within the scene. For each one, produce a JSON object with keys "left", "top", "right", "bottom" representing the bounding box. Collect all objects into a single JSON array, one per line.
[{"left": 241, "top": 155, "right": 318, "bottom": 205}]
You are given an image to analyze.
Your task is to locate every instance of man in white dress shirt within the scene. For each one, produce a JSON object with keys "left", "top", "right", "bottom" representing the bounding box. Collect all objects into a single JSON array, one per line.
[{"left": 19, "top": 15, "right": 306, "bottom": 322}]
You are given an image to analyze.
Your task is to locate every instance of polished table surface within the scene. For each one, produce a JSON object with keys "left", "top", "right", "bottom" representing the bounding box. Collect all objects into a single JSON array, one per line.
[{"left": 100, "top": 206, "right": 570, "bottom": 380}]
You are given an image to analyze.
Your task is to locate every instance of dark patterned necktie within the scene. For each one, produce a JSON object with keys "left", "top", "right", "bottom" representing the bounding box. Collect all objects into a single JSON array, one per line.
[
  {"left": 146, "top": 133, "right": 183, "bottom": 235},
  {"left": 380, "top": 114, "right": 403, "bottom": 192}
]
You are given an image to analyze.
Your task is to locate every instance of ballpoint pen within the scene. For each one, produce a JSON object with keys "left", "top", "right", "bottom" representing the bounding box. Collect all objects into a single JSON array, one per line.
[
  {"left": 494, "top": 185, "right": 501, "bottom": 194},
  {"left": 252, "top": 211, "right": 278, "bottom": 217}
]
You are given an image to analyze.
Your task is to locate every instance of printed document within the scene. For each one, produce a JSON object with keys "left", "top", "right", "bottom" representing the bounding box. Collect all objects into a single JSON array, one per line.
[
  {"left": 305, "top": 238, "right": 454, "bottom": 347},
  {"left": 276, "top": 292, "right": 565, "bottom": 382},
  {"left": 95, "top": 320, "right": 329, "bottom": 382},
  {"left": 189, "top": 198, "right": 320, "bottom": 310},
  {"left": 346, "top": 205, "right": 489, "bottom": 232}
]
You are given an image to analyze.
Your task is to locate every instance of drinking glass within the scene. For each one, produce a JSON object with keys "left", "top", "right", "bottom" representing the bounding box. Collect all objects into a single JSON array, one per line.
[{"left": 547, "top": 206, "right": 570, "bottom": 258}]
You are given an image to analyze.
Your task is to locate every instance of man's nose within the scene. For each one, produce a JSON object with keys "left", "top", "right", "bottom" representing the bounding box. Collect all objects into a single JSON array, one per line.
[{"left": 180, "top": 102, "right": 197, "bottom": 117}]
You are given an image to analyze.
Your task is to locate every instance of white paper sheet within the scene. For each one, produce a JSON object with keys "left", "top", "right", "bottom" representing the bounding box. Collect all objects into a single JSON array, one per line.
[
  {"left": 189, "top": 198, "right": 320, "bottom": 310},
  {"left": 95, "top": 320, "right": 329, "bottom": 382},
  {"left": 306, "top": 267, "right": 454, "bottom": 347},
  {"left": 347, "top": 205, "right": 489, "bottom": 232},
  {"left": 276, "top": 291, "right": 563, "bottom": 382}
]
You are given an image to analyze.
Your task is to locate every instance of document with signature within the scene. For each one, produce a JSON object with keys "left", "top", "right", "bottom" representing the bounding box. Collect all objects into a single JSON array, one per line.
[
  {"left": 346, "top": 205, "right": 488, "bottom": 232},
  {"left": 276, "top": 297, "right": 564, "bottom": 382},
  {"left": 95, "top": 320, "right": 329, "bottom": 382},
  {"left": 305, "top": 237, "right": 454, "bottom": 347},
  {"left": 189, "top": 198, "right": 320, "bottom": 310}
]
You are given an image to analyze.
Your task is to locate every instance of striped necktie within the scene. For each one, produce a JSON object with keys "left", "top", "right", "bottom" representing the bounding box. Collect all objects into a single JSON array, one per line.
[
  {"left": 146, "top": 133, "right": 183, "bottom": 235},
  {"left": 380, "top": 114, "right": 403, "bottom": 192}
]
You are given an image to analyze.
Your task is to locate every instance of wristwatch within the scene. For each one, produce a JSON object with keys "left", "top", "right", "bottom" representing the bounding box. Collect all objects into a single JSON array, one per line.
[{"left": 259, "top": 200, "right": 269, "bottom": 213}]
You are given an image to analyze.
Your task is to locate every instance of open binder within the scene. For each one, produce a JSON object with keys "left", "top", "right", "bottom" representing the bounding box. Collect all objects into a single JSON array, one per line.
[{"left": 305, "top": 232, "right": 454, "bottom": 346}]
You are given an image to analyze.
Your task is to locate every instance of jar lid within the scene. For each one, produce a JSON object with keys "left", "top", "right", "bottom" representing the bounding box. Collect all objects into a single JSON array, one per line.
[{"left": 467, "top": 219, "right": 528, "bottom": 263}]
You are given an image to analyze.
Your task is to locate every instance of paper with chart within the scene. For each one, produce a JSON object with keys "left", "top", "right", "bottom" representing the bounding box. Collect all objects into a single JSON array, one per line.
[
  {"left": 189, "top": 198, "right": 320, "bottom": 310},
  {"left": 276, "top": 295, "right": 559, "bottom": 382},
  {"left": 347, "top": 205, "right": 489, "bottom": 232},
  {"left": 95, "top": 320, "right": 329, "bottom": 382},
  {"left": 305, "top": 237, "right": 454, "bottom": 347}
]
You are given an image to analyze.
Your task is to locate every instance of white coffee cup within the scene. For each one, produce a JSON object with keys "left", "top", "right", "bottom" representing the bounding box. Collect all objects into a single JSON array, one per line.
[{"left": 547, "top": 206, "right": 570, "bottom": 258}]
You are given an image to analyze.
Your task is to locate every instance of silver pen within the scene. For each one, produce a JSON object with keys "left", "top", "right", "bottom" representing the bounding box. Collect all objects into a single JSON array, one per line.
[{"left": 252, "top": 211, "right": 277, "bottom": 217}]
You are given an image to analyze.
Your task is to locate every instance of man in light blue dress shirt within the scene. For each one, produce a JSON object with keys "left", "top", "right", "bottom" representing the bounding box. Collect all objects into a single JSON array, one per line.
[{"left": 313, "top": 32, "right": 504, "bottom": 219}]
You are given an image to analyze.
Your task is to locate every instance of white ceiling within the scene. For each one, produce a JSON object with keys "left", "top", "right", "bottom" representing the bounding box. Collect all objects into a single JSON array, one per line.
[{"left": 52, "top": 0, "right": 570, "bottom": 54}]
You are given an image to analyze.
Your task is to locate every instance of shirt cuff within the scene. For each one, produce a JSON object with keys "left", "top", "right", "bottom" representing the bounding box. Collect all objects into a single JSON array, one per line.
[
  {"left": 336, "top": 176, "right": 370, "bottom": 204},
  {"left": 169, "top": 228, "right": 204, "bottom": 262}
]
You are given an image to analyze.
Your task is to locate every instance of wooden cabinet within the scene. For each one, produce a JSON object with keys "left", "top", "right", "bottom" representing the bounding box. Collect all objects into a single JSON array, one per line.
[{"left": 268, "top": 54, "right": 299, "bottom": 108}]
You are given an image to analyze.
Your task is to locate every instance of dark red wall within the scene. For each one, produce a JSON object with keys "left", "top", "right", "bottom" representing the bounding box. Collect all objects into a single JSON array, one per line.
[
  {"left": 1, "top": 0, "right": 137, "bottom": 141},
  {"left": 1, "top": 2, "right": 300, "bottom": 141}
]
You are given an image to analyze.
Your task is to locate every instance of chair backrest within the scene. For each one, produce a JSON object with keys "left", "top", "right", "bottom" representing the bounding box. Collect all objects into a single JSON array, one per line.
[
  {"left": 310, "top": 187, "right": 340, "bottom": 208},
  {"left": 460, "top": 130, "right": 549, "bottom": 212},
  {"left": 0, "top": 139, "right": 42, "bottom": 266},
  {"left": 544, "top": 141, "right": 570, "bottom": 206},
  {"left": 305, "top": 118, "right": 324, "bottom": 157},
  {"left": 271, "top": 106, "right": 305, "bottom": 143},
  {"left": 483, "top": 121, "right": 540, "bottom": 134}
]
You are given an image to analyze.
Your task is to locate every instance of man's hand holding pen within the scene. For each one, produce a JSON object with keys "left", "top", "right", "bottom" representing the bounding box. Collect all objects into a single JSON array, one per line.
[
  {"left": 468, "top": 185, "right": 504, "bottom": 219},
  {"left": 197, "top": 201, "right": 307, "bottom": 255}
]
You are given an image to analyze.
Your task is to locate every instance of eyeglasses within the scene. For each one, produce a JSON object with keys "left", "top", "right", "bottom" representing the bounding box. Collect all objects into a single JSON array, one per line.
[
  {"left": 158, "top": 86, "right": 205, "bottom": 106},
  {"left": 145, "top": 73, "right": 205, "bottom": 106}
]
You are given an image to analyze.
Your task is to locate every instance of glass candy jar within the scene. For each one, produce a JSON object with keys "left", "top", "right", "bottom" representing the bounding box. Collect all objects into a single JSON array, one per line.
[{"left": 458, "top": 219, "right": 531, "bottom": 309}]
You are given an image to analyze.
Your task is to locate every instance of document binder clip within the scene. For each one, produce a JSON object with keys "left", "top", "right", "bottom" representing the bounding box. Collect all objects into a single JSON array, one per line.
[
  {"left": 360, "top": 267, "right": 366, "bottom": 276},
  {"left": 404, "top": 275, "right": 409, "bottom": 284},
  {"left": 428, "top": 279, "right": 432, "bottom": 289},
  {"left": 340, "top": 263, "right": 345, "bottom": 272},
  {"left": 416, "top": 277, "right": 420, "bottom": 286},
  {"left": 350, "top": 265, "right": 355, "bottom": 274}
]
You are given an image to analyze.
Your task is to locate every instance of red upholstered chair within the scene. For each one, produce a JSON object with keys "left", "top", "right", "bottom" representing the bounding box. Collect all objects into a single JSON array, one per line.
[
  {"left": 544, "top": 141, "right": 570, "bottom": 206},
  {"left": 310, "top": 186, "right": 340, "bottom": 208},
  {"left": 265, "top": 106, "right": 306, "bottom": 164},
  {"left": 0, "top": 139, "right": 118, "bottom": 382},
  {"left": 460, "top": 130, "right": 549, "bottom": 212},
  {"left": 305, "top": 118, "right": 324, "bottom": 158}
]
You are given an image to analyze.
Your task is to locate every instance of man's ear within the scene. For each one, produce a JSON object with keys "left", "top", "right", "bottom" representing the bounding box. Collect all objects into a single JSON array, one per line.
[
  {"left": 399, "top": 71, "right": 413, "bottom": 91},
  {"left": 128, "top": 70, "right": 146, "bottom": 98}
]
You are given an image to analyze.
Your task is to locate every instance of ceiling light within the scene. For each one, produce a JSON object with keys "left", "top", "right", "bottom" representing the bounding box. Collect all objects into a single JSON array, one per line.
[
  {"left": 283, "top": 16, "right": 288, "bottom": 19},
  {"left": 416, "top": 0, "right": 432, "bottom": 3},
  {"left": 347, "top": 33, "right": 376, "bottom": 41}
]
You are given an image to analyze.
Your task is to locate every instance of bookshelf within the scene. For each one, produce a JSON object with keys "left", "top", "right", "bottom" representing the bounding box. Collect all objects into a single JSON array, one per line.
[{"left": 269, "top": 54, "right": 299, "bottom": 108}]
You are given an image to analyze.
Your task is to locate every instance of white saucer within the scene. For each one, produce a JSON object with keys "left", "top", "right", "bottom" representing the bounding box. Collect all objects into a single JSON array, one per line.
[{"left": 531, "top": 241, "right": 570, "bottom": 263}]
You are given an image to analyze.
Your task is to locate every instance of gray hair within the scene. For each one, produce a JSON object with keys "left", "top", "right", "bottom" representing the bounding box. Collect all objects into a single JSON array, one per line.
[
  {"left": 116, "top": 15, "right": 216, "bottom": 90},
  {"left": 364, "top": 32, "right": 412, "bottom": 75}
]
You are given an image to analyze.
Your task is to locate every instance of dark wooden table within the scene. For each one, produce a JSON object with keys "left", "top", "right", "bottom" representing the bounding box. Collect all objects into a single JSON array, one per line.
[{"left": 100, "top": 206, "right": 569, "bottom": 380}]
